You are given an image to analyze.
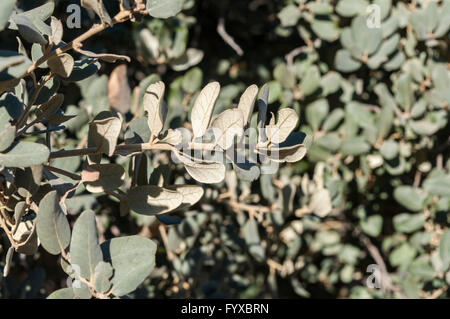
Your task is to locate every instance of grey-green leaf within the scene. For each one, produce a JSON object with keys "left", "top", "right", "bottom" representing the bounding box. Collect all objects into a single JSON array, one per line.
[
  {"left": 237, "top": 84, "right": 258, "bottom": 125},
  {"left": 82, "top": 163, "right": 126, "bottom": 193},
  {"left": 191, "top": 82, "right": 220, "bottom": 138},
  {"left": 47, "top": 53, "right": 75, "bottom": 78},
  {"left": 36, "top": 191, "right": 71, "bottom": 255},
  {"left": 70, "top": 210, "right": 103, "bottom": 280},
  {"left": 393, "top": 186, "right": 426, "bottom": 212},
  {"left": 0, "top": 0, "right": 15, "bottom": 32},
  {"left": 439, "top": 229, "right": 450, "bottom": 270},
  {"left": 127, "top": 185, "right": 183, "bottom": 215},
  {"left": 147, "top": 0, "right": 183, "bottom": 19},
  {"left": 0, "top": 122, "right": 15, "bottom": 152},
  {"left": 143, "top": 81, "right": 166, "bottom": 139},
  {"left": 101, "top": 236, "right": 157, "bottom": 296},
  {"left": 393, "top": 213, "right": 425, "bottom": 233},
  {"left": 81, "top": 0, "right": 112, "bottom": 26},
  {"left": 93, "top": 261, "right": 113, "bottom": 294},
  {"left": 0, "top": 142, "right": 49, "bottom": 167},
  {"left": 47, "top": 288, "right": 75, "bottom": 299}
]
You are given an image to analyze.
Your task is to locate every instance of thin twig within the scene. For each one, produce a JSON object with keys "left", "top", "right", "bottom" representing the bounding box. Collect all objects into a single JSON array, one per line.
[
  {"left": 43, "top": 165, "right": 81, "bottom": 181},
  {"left": 217, "top": 17, "right": 244, "bottom": 56},
  {"left": 0, "top": 215, "right": 16, "bottom": 249},
  {"left": 16, "top": 72, "right": 53, "bottom": 131},
  {"left": 285, "top": 46, "right": 308, "bottom": 67},
  {"left": 20, "top": 6, "right": 147, "bottom": 81},
  {"left": 158, "top": 224, "right": 175, "bottom": 261},
  {"left": 359, "top": 232, "right": 401, "bottom": 296}
]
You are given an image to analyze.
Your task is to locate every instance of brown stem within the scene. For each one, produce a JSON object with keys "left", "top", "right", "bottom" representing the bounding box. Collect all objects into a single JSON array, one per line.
[
  {"left": 44, "top": 165, "right": 81, "bottom": 181},
  {"left": 0, "top": 215, "right": 17, "bottom": 249},
  {"left": 49, "top": 142, "right": 222, "bottom": 159},
  {"left": 22, "top": 7, "right": 147, "bottom": 80},
  {"left": 16, "top": 72, "right": 53, "bottom": 131}
]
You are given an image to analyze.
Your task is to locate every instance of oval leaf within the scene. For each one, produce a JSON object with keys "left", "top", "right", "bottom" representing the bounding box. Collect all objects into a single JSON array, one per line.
[{"left": 36, "top": 191, "right": 71, "bottom": 255}]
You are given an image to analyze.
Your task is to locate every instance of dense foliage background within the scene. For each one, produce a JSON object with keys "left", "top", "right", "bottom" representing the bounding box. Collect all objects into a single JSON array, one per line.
[{"left": 0, "top": 0, "right": 449, "bottom": 299}]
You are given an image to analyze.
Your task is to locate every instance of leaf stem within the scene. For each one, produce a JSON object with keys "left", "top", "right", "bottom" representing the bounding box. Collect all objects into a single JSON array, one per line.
[
  {"left": 21, "top": 6, "right": 147, "bottom": 80},
  {"left": 16, "top": 72, "right": 53, "bottom": 133},
  {"left": 49, "top": 142, "right": 221, "bottom": 159},
  {"left": 44, "top": 165, "right": 82, "bottom": 181}
]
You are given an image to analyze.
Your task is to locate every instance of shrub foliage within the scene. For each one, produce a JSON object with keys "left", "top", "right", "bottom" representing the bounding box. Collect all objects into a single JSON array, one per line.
[{"left": 0, "top": 0, "right": 449, "bottom": 299}]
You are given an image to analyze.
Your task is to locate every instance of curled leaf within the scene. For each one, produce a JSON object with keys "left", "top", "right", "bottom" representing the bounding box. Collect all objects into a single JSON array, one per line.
[
  {"left": 48, "top": 53, "right": 75, "bottom": 78},
  {"left": 81, "top": 0, "right": 112, "bottom": 26},
  {"left": 265, "top": 108, "right": 299, "bottom": 144},
  {"left": 88, "top": 111, "right": 122, "bottom": 159}
]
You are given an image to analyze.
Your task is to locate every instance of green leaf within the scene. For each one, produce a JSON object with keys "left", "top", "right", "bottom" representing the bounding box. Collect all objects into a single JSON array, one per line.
[
  {"left": 244, "top": 218, "right": 265, "bottom": 262},
  {"left": 336, "top": 0, "right": 369, "bottom": 17},
  {"left": 36, "top": 191, "right": 71, "bottom": 255},
  {"left": 0, "top": 0, "right": 15, "bottom": 32},
  {"left": 3, "top": 246, "right": 14, "bottom": 277},
  {"left": 88, "top": 111, "right": 122, "bottom": 160},
  {"left": 12, "top": 14, "right": 47, "bottom": 44},
  {"left": 165, "top": 185, "right": 204, "bottom": 210},
  {"left": 35, "top": 93, "right": 64, "bottom": 122},
  {"left": 81, "top": 0, "right": 112, "bottom": 26},
  {"left": 65, "top": 58, "right": 101, "bottom": 82},
  {"left": 390, "top": 243, "right": 416, "bottom": 267},
  {"left": 70, "top": 210, "right": 103, "bottom": 280},
  {"left": 439, "top": 229, "right": 450, "bottom": 270},
  {"left": 423, "top": 175, "right": 450, "bottom": 198},
  {"left": 360, "top": 215, "right": 382, "bottom": 237},
  {"left": 124, "top": 117, "right": 151, "bottom": 145},
  {"left": 237, "top": 84, "right": 258, "bottom": 125},
  {"left": 335, "top": 49, "right": 361, "bottom": 72},
  {"left": 47, "top": 53, "right": 75, "bottom": 78},
  {"left": 380, "top": 140, "right": 398, "bottom": 160},
  {"left": 191, "top": 82, "right": 220, "bottom": 138},
  {"left": 300, "top": 66, "right": 321, "bottom": 96},
  {"left": 393, "top": 186, "right": 426, "bottom": 212},
  {"left": 211, "top": 109, "right": 244, "bottom": 149},
  {"left": 73, "top": 281, "right": 92, "bottom": 299},
  {"left": 278, "top": 5, "right": 301, "bottom": 27},
  {"left": 147, "top": 0, "right": 183, "bottom": 19},
  {"left": 82, "top": 163, "right": 126, "bottom": 193},
  {"left": 127, "top": 185, "right": 183, "bottom": 215},
  {"left": 351, "top": 16, "right": 382, "bottom": 56},
  {"left": 409, "top": 258, "right": 435, "bottom": 281},
  {"left": 265, "top": 108, "right": 298, "bottom": 144},
  {"left": 175, "top": 152, "right": 226, "bottom": 184},
  {"left": 340, "top": 137, "right": 370, "bottom": 156},
  {"left": 393, "top": 213, "right": 425, "bottom": 233},
  {"left": 0, "top": 142, "right": 49, "bottom": 167},
  {"left": 47, "top": 288, "right": 75, "bottom": 299},
  {"left": 101, "top": 235, "right": 157, "bottom": 297},
  {"left": 305, "top": 99, "right": 329, "bottom": 131},
  {"left": 143, "top": 81, "right": 167, "bottom": 139},
  {"left": 182, "top": 67, "right": 203, "bottom": 94},
  {"left": 93, "top": 261, "right": 113, "bottom": 294},
  {"left": 0, "top": 122, "right": 15, "bottom": 152},
  {"left": 0, "top": 51, "right": 32, "bottom": 81}
]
